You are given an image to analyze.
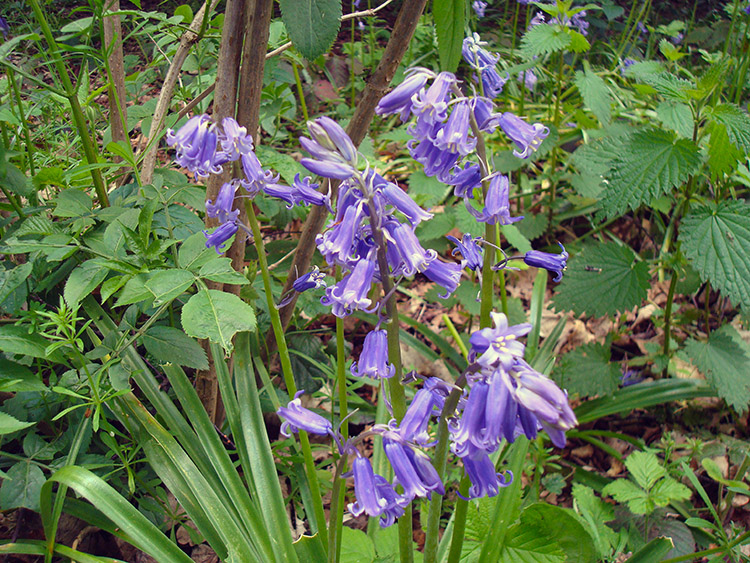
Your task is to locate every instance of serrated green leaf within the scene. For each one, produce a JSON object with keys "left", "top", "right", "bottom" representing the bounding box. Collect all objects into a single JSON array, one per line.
[
  {"left": 144, "top": 269, "right": 195, "bottom": 306},
  {"left": 114, "top": 273, "right": 153, "bottom": 307},
  {"left": 567, "top": 30, "right": 590, "bottom": 53},
  {"left": 198, "top": 258, "right": 249, "bottom": 285},
  {"left": 552, "top": 243, "right": 650, "bottom": 317},
  {"left": 640, "top": 73, "right": 694, "bottom": 102},
  {"left": 502, "top": 224, "right": 531, "bottom": 254},
  {"left": 0, "top": 324, "right": 65, "bottom": 363},
  {"left": 433, "top": 0, "right": 465, "bottom": 72},
  {"left": 0, "top": 262, "right": 33, "bottom": 309},
  {"left": 707, "top": 121, "right": 742, "bottom": 179},
  {"left": 0, "top": 358, "right": 45, "bottom": 392},
  {"left": 254, "top": 145, "right": 307, "bottom": 186},
  {"left": 655, "top": 101, "right": 693, "bottom": 138},
  {"left": 0, "top": 411, "right": 35, "bottom": 434},
  {"left": 520, "top": 504, "right": 597, "bottom": 563},
  {"left": 0, "top": 462, "right": 45, "bottom": 511},
  {"left": 625, "top": 451, "right": 666, "bottom": 490},
  {"left": 684, "top": 324, "right": 750, "bottom": 413},
  {"left": 680, "top": 201, "right": 750, "bottom": 308},
  {"left": 0, "top": 161, "right": 33, "bottom": 198},
  {"left": 64, "top": 259, "right": 110, "bottom": 307},
  {"left": 181, "top": 289, "right": 256, "bottom": 353},
  {"left": 141, "top": 326, "right": 208, "bottom": 370},
  {"left": 572, "top": 484, "right": 620, "bottom": 556},
  {"left": 574, "top": 64, "right": 612, "bottom": 125},
  {"left": 53, "top": 189, "right": 93, "bottom": 218},
  {"left": 407, "top": 170, "right": 451, "bottom": 208},
  {"left": 515, "top": 213, "right": 548, "bottom": 241},
  {"left": 651, "top": 477, "right": 691, "bottom": 506},
  {"left": 600, "top": 128, "right": 701, "bottom": 217},
  {"left": 520, "top": 24, "right": 572, "bottom": 59},
  {"left": 278, "top": 0, "right": 341, "bottom": 61},
  {"left": 554, "top": 341, "right": 620, "bottom": 397},
  {"left": 602, "top": 479, "right": 648, "bottom": 512},
  {"left": 708, "top": 103, "right": 750, "bottom": 153}
]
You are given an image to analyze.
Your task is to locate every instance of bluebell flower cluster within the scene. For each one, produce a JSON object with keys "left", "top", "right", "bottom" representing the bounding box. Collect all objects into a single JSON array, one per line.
[
  {"left": 0, "top": 17, "right": 10, "bottom": 40},
  {"left": 472, "top": 0, "right": 488, "bottom": 18},
  {"left": 167, "top": 115, "right": 330, "bottom": 253}
]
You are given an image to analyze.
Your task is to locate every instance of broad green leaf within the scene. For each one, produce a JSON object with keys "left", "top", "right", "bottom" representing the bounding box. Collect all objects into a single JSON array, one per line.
[
  {"left": 293, "top": 535, "right": 326, "bottom": 562},
  {"left": 141, "top": 326, "right": 208, "bottom": 370},
  {"left": 572, "top": 484, "right": 620, "bottom": 557},
  {"left": 0, "top": 358, "right": 45, "bottom": 392},
  {"left": 407, "top": 170, "right": 451, "bottom": 208},
  {"left": 144, "top": 269, "right": 195, "bottom": 306},
  {"left": 574, "top": 64, "right": 612, "bottom": 125},
  {"left": 433, "top": 0, "right": 465, "bottom": 72},
  {"left": 520, "top": 24, "right": 571, "bottom": 59},
  {"left": 278, "top": 0, "right": 342, "bottom": 61},
  {"left": 680, "top": 201, "right": 750, "bottom": 308},
  {"left": 0, "top": 161, "right": 33, "bottom": 197},
  {"left": 0, "top": 262, "right": 33, "bottom": 309},
  {"left": 683, "top": 324, "right": 750, "bottom": 413},
  {"left": 0, "top": 324, "right": 65, "bottom": 363},
  {"left": 552, "top": 242, "right": 650, "bottom": 317},
  {"left": 626, "top": 537, "right": 674, "bottom": 563},
  {"left": 498, "top": 521, "right": 566, "bottom": 563},
  {"left": 0, "top": 462, "right": 45, "bottom": 511},
  {"left": 708, "top": 103, "right": 750, "bottom": 153},
  {"left": 0, "top": 411, "right": 35, "bottom": 434},
  {"left": 567, "top": 30, "right": 590, "bottom": 53},
  {"left": 601, "top": 128, "right": 701, "bottom": 217},
  {"left": 64, "top": 259, "right": 110, "bottom": 307},
  {"left": 640, "top": 72, "right": 694, "bottom": 102},
  {"left": 0, "top": 539, "right": 125, "bottom": 562},
  {"left": 502, "top": 224, "right": 532, "bottom": 254},
  {"left": 178, "top": 231, "right": 215, "bottom": 273},
  {"left": 53, "top": 189, "right": 93, "bottom": 218},
  {"left": 182, "top": 289, "right": 256, "bottom": 352},
  {"left": 625, "top": 451, "right": 666, "bottom": 490},
  {"left": 655, "top": 101, "right": 693, "bottom": 138},
  {"left": 707, "top": 121, "right": 742, "bottom": 179},
  {"left": 255, "top": 145, "right": 307, "bottom": 186},
  {"left": 198, "top": 258, "right": 249, "bottom": 285},
  {"left": 520, "top": 504, "right": 597, "bottom": 563},
  {"left": 114, "top": 273, "right": 153, "bottom": 307},
  {"left": 339, "top": 527, "right": 376, "bottom": 563},
  {"left": 555, "top": 341, "right": 620, "bottom": 397},
  {"left": 650, "top": 477, "right": 691, "bottom": 506}
]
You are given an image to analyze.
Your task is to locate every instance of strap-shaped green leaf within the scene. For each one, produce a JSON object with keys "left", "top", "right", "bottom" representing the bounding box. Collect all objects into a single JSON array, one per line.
[{"left": 434, "top": 0, "right": 465, "bottom": 71}]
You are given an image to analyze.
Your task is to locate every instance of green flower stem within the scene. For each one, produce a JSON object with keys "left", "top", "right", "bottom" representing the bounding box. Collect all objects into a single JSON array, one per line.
[
  {"left": 28, "top": 0, "right": 109, "bottom": 207},
  {"left": 445, "top": 475, "right": 471, "bottom": 563},
  {"left": 509, "top": 0, "right": 521, "bottom": 55},
  {"left": 292, "top": 60, "right": 309, "bottom": 123},
  {"left": 332, "top": 281, "right": 348, "bottom": 562},
  {"left": 7, "top": 67, "right": 36, "bottom": 180},
  {"left": 328, "top": 455, "right": 348, "bottom": 563},
  {"left": 245, "top": 202, "right": 328, "bottom": 548},
  {"left": 0, "top": 185, "right": 26, "bottom": 219},
  {"left": 733, "top": 30, "right": 750, "bottom": 104},
  {"left": 723, "top": 0, "right": 743, "bottom": 58},
  {"left": 442, "top": 314, "right": 468, "bottom": 359},
  {"left": 662, "top": 270, "right": 678, "bottom": 369},
  {"left": 661, "top": 528, "right": 750, "bottom": 563}
]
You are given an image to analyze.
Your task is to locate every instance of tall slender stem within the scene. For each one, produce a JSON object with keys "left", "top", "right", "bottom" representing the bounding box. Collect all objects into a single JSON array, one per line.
[
  {"left": 662, "top": 271, "right": 678, "bottom": 370},
  {"left": 28, "top": 0, "right": 109, "bottom": 207},
  {"left": 292, "top": 60, "right": 309, "bottom": 122},
  {"left": 245, "top": 202, "right": 328, "bottom": 549}
]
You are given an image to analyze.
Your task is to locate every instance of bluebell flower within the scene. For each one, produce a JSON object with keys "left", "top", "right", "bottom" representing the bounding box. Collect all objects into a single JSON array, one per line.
[
  {"left": 462, "top": 33, "right": 498, "bottom": 73},
  {"left": 528, "top": 12, "right": 545, "bottom": 27},
  {"left": 206, "top": 180, "right": 240, "bottom": 224},
  {"left": 166, "top": 115, "right": 225, "bottom": 178},
  {"left": 621, "top": 369, "right": 644, "bottom": 387},
  {"left": 450, "top": 380, "right": 491, "bottom": 457},
  {"left": 321, "top": 257, "right": 377, "bottom": 317},
  {"left": 447, "top": 233, "right": 484, "bottom": 271},
  {"left": 461, "top": 453, "right": 512, "bottom": 500},
  {"left": 300, "top": 157, "right": 356, "bottom": 180},
  {"left": 240, "top": 150, "right": 278, "bottom": 195},
  {"left": 384, "top": 220, "right": 437, "bottom": 276},
  {"left": 434, "top": 100, "right": 477, "bottom": 156},
  {"left": 292, "top": 266, "right": 327, "bottom": 293},
  {"left": 376, "top": 68, "right": 433, "bottom": 120},
  {"left": 518, "top": 69, "right": 538, "bottom": 92},
  {"left": 409, "top": 137, "right": 459, "bottom": 179},
  {"left": 291, "top": 174, "right": 331, "bottom": 208},
  {"left": 523, "top": 242, "right": 568, "bottom": 282},
  {"left": 218, "top": 117, "right": 254, "bottom": 160},
  {"left": 671, "top": 32, "right": 683, "bottom": 45},
  {"left": 472, "top": 0, "right": 488, "bottom": 17},
  {"left": 465, "top": 174, "right": 523, "bottom": 225},
  {"left": 0, "top": 17, "right": 10, "bottom": 40},
  {"left": 301, "top": 117, "right": 359, "bottom": 179},
  {"left": 308, "top": 116, "right": 358, "bottom": 165},
  {"left": 637, "top": 22, "right": 648, "bottom": 35},
  {"left": 351, "top": 330, "right": 394, "bottom": 380},
  {"left": 620, "top": 58, "right": 636, "bottom": 76},
  {"left": 422, "top": 259, "right": 462, "bottom": 298},
  {"left": 348, "top": 456, "right": 406, "bottom": 527},
  {"left": 410, "top": 72, "right": 456, "bottom": 134},
  {"left": 278, "top": 391, "right": 333, "bottom": 437},
  {"left": 383, "top": 432, "right": 444, "bottom": 501},
  {"left": 203, "top": 221, "right": 238, "bottom": 253},
  {"left": 471, "top": 97, "right": 501, "bottom": 134},
  {"left": 469, "top": 312, "right": 531, "bottom": 370},
  {"left": 498, "top": 112, "right": 548, "bottom": 158},
  {"left": 398, "top": 378, "right": 450, "bottom": 445},
  {"left": 381, "top": 182, "right": 433, "bottom": 226},
  {"left": 316, "top": 201, "right": 367, "bottom": 265},
  {"left": 441, "top": 162, "right": 482, "bottom": 199}
]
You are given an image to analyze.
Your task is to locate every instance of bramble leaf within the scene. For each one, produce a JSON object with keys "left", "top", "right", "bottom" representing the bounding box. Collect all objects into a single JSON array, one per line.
[
  {"left": 574, "top": 63, "right": 612, "bottom": 125},
  {"left": 182, "top": 289, "right": 256, "bottom": 353},
  {"left": 680, "top": 200, "right": 750, "bottom": 308},
  {"left": 142, "top": 326, "right": 209, "bottom": 370},
  {"left": 278, "top": 0, "right": 341, "bottom": 61}
]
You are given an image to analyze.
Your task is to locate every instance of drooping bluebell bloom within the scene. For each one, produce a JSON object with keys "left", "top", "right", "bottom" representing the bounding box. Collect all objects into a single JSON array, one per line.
[
  {"left": 620, "top": 58, "right": 636, "bottom": 76},
  {"left": 449, "top": 380, "right": 491, "bottom": 457},
  {"left": 206, "top": 180, "right": 240, "bottom": 224},
  {"left": 203, "top": 222, "right": 238, "bottom": 254},
  {"left": 300, "top": 156, "right": 356, "bottom": 180},
  {"left": 292, "top": 266, "right": 327, "bottom": 293},
  {"left": 383, "top": 432, "right": 444, "bottom": 501},
  {"left": 381, "top": 182, "right": 434, "bottom": 226},
  {"left": 218, "top": 117, "right": 254, "bottom": 160},
  {"left": 376, "top": 68, "right": 434, "bottom": 121},
  {"left": 300, "top": 118, "right": 358, "bottom": 179},
  {"left": 241, "top": 150, "right": 278, "bottom": 195},
  {"left": 498, "top": 112, "right": 548, "bottom": 159},
  {"left": 0, "top": 17, "right": 10, "bottom": 40},
  {"left": 321, "top": 256, "right": 377, "bottom": 317},
  {"left": 518, "top": 68, "right": 538, "bottom": 92},
  {"left": 441, "top": 162, "right": 482, "bottom": 199},
  {"left": 409, "top": 137, "right": 459, "bottom": 179},
  {"left": 469, "top": 312, "right": 531, "bottom": 370},
  {"left": 637, "top": 21, "right": 648, "bottom": 35},
  {"left": 447, "top": 234, "right": 484, "bottom": 271},
  {"left": 671, "top": 32, "right": 684, "bottom": 45},
  {"left": 398, "top": 378, "right": 451, "bottom": 445},
  {"left": 434, "top": 100, "right": 477, "bottom": 156},
  {"left": 384, "top": 220, "right": 437, "bottom": 277},
  {"left": 348, "top": 456, "right": 405, "bottom": 527},
  {"left": 278, "top": 391, "right": 333, "bottom": 437},
  {"left": 528, "top": 12, "right": 545, "bottom": 27},
  {"left": 410, "top": 72, "right": 456, "bottom": 134},
  {"left": 621, "top": 369, "right": 644, "bottom": 387},
  {"left": 461, "top": 453, "right": 512, "bottom": 500},
  {"left": 462, "top": 34, "right": 507, "bottom": 98},
  {"left": 351, "top": 330, "right": 394, "bottom": 380},
  {"left": 472, "top": 0, "right": 488, "bottom": 17},
  {"left": 316, "top": 201, "right": 367, "bottom": 266},
  {"left": 166, "top": 115, "right": 226, "bottom": 178},
  {"left": 308, "top": 116, "right": 358, "bottom": 164},
  {"left": 291, "top": 174, "right": 331, "bottom": 208},
  {"left": 465, "top": 174, "right": 523, "bottom": 225},
  {"left": 422, "top": 259, "right": 462, "bottom": 298},
  {"left": 523, "top": 242, "right": 568, "bottom": 282}
]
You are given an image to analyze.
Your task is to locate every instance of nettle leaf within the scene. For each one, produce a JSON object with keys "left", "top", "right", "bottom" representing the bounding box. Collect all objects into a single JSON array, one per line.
[
  {"left": 640, "top": 72, "right": 694, "bottom": 102},
  {"left": 554, "top": 341, "right": 620, "bottom": 398},
  {"left": 707, "top": 103, "right": 750, "bottom": 153},
  {"left": 707, "top": 121, "right": 742, "bottom": 179},
  {"left": 278, "top": 0, "right": 341, "bottom": 61},
  {"left": 552, "top": 243, "right": 650, "bottom": 317},
  {"left": 684, "top": 325, "right": 750, "bottom": 413},
  {"left": 600, "top": 128, "right": 701, "bottom": 217},
  {"left": 680, "top": 201, "right": 750, "bottom": 308},
  {"left": 520, "top": 24, "right": 572, "bottom": 59},
  {"left": 182, "top": 289, "right": 256, "bottom": 353},
  {"left": 655, "top": 101, "right": 693, "bottom": 138},
  {"left": 142, "top": 326, "right": 209, "bottom": 370},
  {"left": 433, "top": 0, "right": 465, "bottom": 72},
  {"left": 574, "top": 63, "right": 613, "bottom": 125}
]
